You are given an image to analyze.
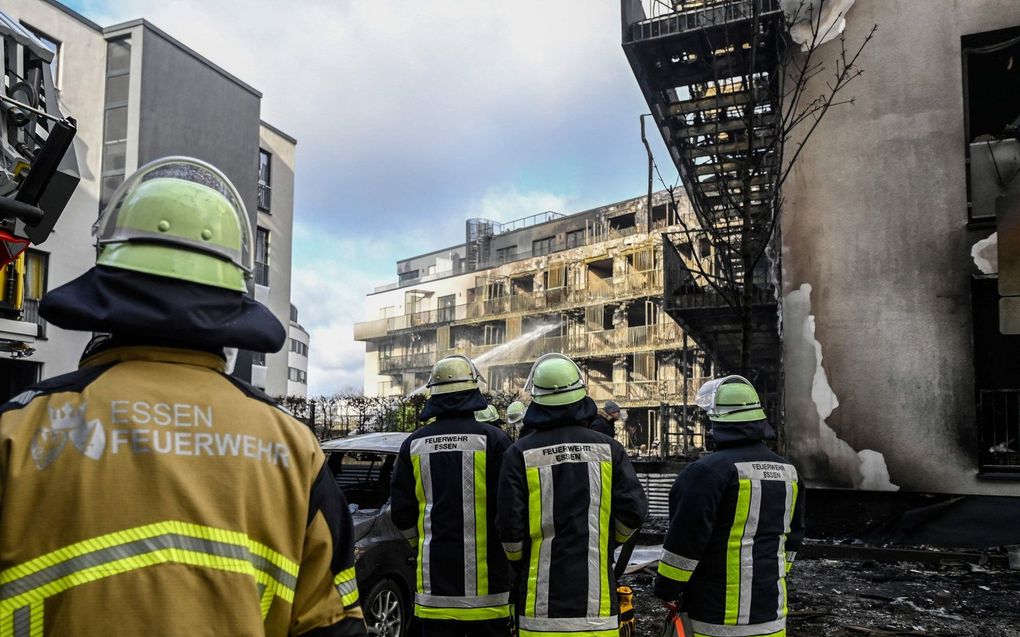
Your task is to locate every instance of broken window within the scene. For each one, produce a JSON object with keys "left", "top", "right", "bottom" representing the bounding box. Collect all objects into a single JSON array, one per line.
[
  {"left": 609, "top": 213, "right": 636, "bottom": 232},
  {"left": 971, "top": 276, "right": 1020, "bottom": 475},
  {"left": 962, "top": 26, "right": 1020, "bottom": 223},
  {"left": 544, "top": 263, "right": 566, "bottom": 289}
]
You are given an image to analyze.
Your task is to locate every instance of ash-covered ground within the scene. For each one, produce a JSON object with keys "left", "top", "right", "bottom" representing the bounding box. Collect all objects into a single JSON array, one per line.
[{"left": 622, "top": 556, "right": 1020, "bottom": 636}]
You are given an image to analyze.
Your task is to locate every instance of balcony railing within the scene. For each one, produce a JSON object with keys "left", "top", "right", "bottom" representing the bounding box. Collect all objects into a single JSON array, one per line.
[
  {"left": 372, "top": 216, "right": 694, "bottom": 294},
  {"left": 624, "top": 0, "right": 782, "bottom": 43},
  {"left": 21, "top": 298, "right": 44, "bottom": 337},
  {"left": 979, "top": 389, "right": 1020, "bottom": 473},
  {"left": 254, "top": 261, "right": 270, "bottom": 287},
  {"left": 379, "top": 352, "right": 435, "bottom": 373},
  {"left": 356, "top": 269, "right": 665, "bottom": 341},
  {"left": 257, "top": 182, "right": 271, "bottom": 212},
  {"left": 434, "top": 322, "right": 685, "bottom": 368}
]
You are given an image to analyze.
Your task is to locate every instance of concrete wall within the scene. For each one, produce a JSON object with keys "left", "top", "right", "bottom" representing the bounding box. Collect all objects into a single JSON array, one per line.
[
  {"left": 258, "top": 123, "right": 296, "bottom": 397},
  {"left": 135, "top": 22, "right": 261, "bottom": 219},
  {"left": 0, "top": 0, "right": 106, "bottom": 376},
  {"left": 781, "top": 0, "right": 1020, "bottom": 495}
]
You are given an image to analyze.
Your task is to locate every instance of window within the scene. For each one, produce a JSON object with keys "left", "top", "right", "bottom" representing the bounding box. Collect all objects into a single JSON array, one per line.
[
  {"left": 252, "top": 352, "right": 266, "bottom": 366},
  {"left": 496, "top": 246, "right": 517, "bottom": 263},
  {"left": 609, "top": 213, "right": 636, "bottom": 231},
  {"left": 532, "top": 236, "right": 555, "bottom": 257},
  {"left": 258, "top": 149, "right": 272, "bottom": 212},
  {"left": 23, "top": 251, "right": 48, "bottom": 337},
  {"left": 290, "top": 304, "right": 299, "bottom": 323},
  {"left": 101, "top": 38, "right": 131, "bottom": 210},
  {"left": 962, "top": 26, "right": 1020, "bottom": 223},
  {"left": 255, "top": 227, "right": 270, "bottom": 287},
  {"left": 566, "top": 229, "right": 585, "bottom": 249},
  {"left": 438, "top": 294, "right": 456, "bottom": 322},
  {"left": 971, "top": 276, "right": 1020, "bottom": 474},
  {"left": 22, "top": 23, "right": 60, "bottom": 89},
  {"left": 290, "top": 338, "right": 308, "bottom": 357},
  {"left": 288, "top": 367, "right": 307, "bottom": 384}
]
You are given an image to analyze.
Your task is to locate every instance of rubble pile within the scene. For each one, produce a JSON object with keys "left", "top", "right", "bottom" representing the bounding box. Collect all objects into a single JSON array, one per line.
[{"left": 621, "top": 557, "right": 1020, "bottom": 637}]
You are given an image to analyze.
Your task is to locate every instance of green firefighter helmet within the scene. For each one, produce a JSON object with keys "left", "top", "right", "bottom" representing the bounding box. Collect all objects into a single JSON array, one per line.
[
  {"left": 475, "top": 404, "right": 500, "bottom": 423},
  {"left": 93, "top": 157, "right": 252, "bottom": 292},
  {"left": 426, "top": 355, "right": 481, "bottom": 395},
  {"left": 695, "top": 375, "right": 767, "bottom": 423},
  {"left": 525, "top": 353, "right": 587, "bottom": 407},
  {"left": 505, "top": 400, "right": 526, "bottom": 425}
]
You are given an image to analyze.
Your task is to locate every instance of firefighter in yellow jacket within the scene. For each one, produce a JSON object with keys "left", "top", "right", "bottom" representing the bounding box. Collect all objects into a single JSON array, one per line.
[{"left": 0, "top": 158, "right": 366, "bottom": 636}]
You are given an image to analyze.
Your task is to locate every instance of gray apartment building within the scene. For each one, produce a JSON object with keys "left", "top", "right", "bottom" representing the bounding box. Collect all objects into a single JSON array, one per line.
[{"left": 0, "top": 0, "right": 306, "bottom": 399}]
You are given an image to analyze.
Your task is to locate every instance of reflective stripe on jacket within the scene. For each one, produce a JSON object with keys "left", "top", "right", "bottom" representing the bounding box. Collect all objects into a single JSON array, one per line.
[
  {"left": 655, "top": 441, "right": 805, "bottom": 637},
  {"left": 390, "top": 414, "right": 512, "bottom": 621},
  {"left": 497, "top": 424, "right": 647, "bottom": 637},
  {"left": 0, "top": 346, "right": 366, "bottom": 636}
]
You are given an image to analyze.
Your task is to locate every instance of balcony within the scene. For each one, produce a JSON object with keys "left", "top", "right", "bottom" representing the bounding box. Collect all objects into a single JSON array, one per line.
[
  {"left": 372, "top": 218, "right": 680, "bottom": 294},
  {"left": 436, "top": 322, "right": 686, "bottom": 369},
  {"left": 355, "top": 268, "right": 665, "bottom": 342},
  {"left": 661, "top": 234, "right": 779, "bottom": 375},
  {"left": 378, "top": 352, "right": 435, "bottom": 374}
]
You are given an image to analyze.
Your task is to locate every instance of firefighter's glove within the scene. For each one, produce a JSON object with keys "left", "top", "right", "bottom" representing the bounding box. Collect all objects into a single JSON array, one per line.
[{"left": 653, "top": 573, "right": 685, "bottom": 604}]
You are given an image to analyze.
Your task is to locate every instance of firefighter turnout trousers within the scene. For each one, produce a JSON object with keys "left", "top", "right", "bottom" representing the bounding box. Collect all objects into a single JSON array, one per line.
[
  {"left": 497, "top": 424, "right": 648, "bottom": 637},
  {"left": 656, "top": 442, "right": 805, "bottom": 637},
  {"left": 0, "top": 346, "right": 365, "bottom": 636},
  {"left": 390, "top": 415, "right": 513, "bottom": 622}
]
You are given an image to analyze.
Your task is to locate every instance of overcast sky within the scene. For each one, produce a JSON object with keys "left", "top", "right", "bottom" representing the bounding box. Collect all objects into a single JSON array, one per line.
[{"left": 68, "top": 0, "right": 678, "bottom": 394}]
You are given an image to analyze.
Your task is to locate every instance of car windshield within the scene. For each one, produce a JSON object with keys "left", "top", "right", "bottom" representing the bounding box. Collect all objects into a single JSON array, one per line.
[{"left": 326, "top": 450, "right": 395, "bottom": 514}]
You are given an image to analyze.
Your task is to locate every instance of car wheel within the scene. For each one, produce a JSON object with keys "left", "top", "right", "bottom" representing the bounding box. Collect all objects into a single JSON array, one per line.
[{"left": 364, "top": 578, "right": 405, "bottom": 637}]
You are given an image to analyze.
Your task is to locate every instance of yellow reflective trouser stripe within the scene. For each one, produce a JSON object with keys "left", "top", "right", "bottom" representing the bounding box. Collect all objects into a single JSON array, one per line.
[
  {"left": 414, "top": 604, "right": 511, "bottom": 621},
  {"left": 598, "top": 461, "right": 612, "bottom": 617},
  {"left": 0, "top": 521, "right": 299, "bottom": 631},
  {"left": 725, "top": 479, "right": 752, "bottom": 625},
  {"left": 412, "top": 454, "right": 426, "bottom": 594},
  {"left": 525, "top": 466, "right": 542, "bottom": 617},
  {"left": 520, "top": 630, "right": 618, "bottom": 637},
  {"left": 334, "top": 566, "right": 360, "bottom": 607},
  {"left": 657, "top": 561, "right": 694, "bottom": 582},
  {"left": 782, "top": 482, "right": 798, "bottom": 615},
  {"left": 474, "top": 450, "right": 488, "bottom": 597}
]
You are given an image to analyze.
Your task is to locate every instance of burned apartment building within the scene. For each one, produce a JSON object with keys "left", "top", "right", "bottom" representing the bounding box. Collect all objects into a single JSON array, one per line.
[
  {"left": 355, "top": 192, "right": 712, "bottom": 454},
  {"left": 623, "top": 0, "right": 1020, "bottom": 496}
]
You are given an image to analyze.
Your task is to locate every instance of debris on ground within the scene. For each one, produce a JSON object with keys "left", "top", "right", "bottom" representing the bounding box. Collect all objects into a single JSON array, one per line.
[{"left": 621, "top": 556, "right": 1020, "bottom": 637}]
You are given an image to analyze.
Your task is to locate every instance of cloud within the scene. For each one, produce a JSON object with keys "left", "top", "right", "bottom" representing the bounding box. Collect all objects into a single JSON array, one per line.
[
  {"left": 291, "top": 185, "right": 592, "bottom": 394},
  {"left": 67, "top": 0, "right": 680, "bottom": 395}
]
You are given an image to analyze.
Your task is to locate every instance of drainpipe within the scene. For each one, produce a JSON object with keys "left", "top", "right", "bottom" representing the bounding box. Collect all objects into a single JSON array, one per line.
[{"left": 641, "top": 114, "right": 654, "bottom": 233}]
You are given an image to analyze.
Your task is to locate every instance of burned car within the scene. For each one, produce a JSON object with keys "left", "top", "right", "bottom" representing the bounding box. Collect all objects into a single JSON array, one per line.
[{"left": 322, "top": 432, "right": 414, "bottom": 637}]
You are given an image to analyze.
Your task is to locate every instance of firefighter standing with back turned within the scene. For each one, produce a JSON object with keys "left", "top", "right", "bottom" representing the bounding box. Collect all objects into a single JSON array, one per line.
[
  {"left": 497, "top": 353, "right": 647, "bottom": 637},
  {"left": 0, "top": 158, "right": 366, "bottom": 635},
  {"left": 655, "top": 376, "right": 805, "bottom": 637},
  {"left": 390, "top": 355, "right": 513, "bottom": 636}
]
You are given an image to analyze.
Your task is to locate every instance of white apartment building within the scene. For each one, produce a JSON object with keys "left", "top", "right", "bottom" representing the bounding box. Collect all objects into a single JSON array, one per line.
[{"left": 0, "top": 0, "right": 302, "bottom": 399}]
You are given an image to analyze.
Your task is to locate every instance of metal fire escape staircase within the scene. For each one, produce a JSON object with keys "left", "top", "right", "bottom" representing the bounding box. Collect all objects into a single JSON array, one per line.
[{"left": 622, "top": 0, "right": 786, "bottom": 387}]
